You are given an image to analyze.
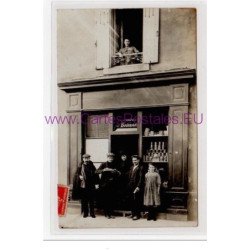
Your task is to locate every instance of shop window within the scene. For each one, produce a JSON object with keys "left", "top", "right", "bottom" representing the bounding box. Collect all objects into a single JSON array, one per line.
[
  {"left": 96, "top": 8, "right": 159, "bottom": 70},
  {"left": 85, "top": 139, "right": 109, "bottom": 164},
  {"left": 83, "top": 112, "right": 109, "bottom": 168},
  {"left": 84, "top": 113, "right": 109, "bottom": 138}
]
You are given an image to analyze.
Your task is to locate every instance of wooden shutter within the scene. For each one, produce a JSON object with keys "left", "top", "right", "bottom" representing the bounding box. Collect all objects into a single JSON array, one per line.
[
  {"left": 143, "top": 8, "right": 159, "bottom": 63},
  {"left": 168, "top": 106, "right": 188, "bottom": 191},
  {"left": 96, "top": 9, "right": 111, "bottom": 69}
]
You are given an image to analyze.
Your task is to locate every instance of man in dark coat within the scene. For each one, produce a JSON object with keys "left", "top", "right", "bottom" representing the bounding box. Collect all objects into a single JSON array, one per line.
[
  {"left": 126, "top": 155, "right": 144, "bottom": 220},
  {"left": 96, "top": 153, "right": 120, "bottom": 219},
  {"left": 72, "top": 154, "right": 98, "bottom": 218}
]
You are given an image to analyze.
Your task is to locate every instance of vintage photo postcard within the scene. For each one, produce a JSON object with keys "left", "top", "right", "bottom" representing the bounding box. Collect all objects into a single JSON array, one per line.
[{"left": 44, "top": 0, "right": 206, "bottom": 240}]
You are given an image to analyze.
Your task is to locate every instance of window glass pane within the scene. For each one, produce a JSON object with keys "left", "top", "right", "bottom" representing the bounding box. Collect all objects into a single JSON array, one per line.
[{"left": 86, "top": 113, "right": 109, "bottom": 138}]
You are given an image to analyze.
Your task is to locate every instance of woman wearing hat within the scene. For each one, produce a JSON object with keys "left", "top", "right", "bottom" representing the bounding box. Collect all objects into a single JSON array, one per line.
[
  {"left": 117, "top": 151, "right": 131, "bottom": 209},
  {"left": 96, "top": 153, "right": 121, "bottom": 219}
]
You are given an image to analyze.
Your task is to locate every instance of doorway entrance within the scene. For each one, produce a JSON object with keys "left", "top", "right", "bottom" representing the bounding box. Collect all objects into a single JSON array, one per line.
[{"left": 111, "top": 134, "right": 139, "bottom": 163}]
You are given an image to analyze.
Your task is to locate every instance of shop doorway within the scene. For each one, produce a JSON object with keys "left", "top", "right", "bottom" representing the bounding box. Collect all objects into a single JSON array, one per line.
[{"left": 111, "top": 134, "right": 139, "bottom": 163}]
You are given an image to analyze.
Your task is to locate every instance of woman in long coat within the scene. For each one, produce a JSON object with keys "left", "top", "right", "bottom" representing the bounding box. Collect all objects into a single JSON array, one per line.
[
  {"left": 96, "top": 153, "right": 121, "bottom": 219},
  {"left": 144, "top": 163, "right": 161, "bottom": 221}
]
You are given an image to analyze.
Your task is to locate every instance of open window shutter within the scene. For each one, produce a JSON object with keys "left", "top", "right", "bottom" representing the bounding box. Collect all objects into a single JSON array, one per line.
[
  {"left": 143, "top": 8, "right": 159, "bottom": 63},
  {"left": 110, "top": 10, "right": 119, "bottom": 55},
  {"left": 96, "top": 9, "right": 111, "bottom": 69}
]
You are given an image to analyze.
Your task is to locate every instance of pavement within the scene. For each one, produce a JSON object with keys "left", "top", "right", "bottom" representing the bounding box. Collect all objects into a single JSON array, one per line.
[{"left": 59, "top": 205, "right": 197, "bottom": 229}]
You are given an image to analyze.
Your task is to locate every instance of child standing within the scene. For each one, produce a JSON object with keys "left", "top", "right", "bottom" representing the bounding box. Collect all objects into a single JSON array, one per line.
[{"left": 144, "top": 163, "right": 161, "bottom": 221}]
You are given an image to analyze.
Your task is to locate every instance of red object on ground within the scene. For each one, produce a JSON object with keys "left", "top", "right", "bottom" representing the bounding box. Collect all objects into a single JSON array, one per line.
[{"left": 58, "top": 185, "right": 69, "bottom": 216}]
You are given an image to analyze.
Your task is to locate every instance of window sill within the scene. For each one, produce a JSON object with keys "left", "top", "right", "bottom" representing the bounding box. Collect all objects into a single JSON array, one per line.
[{"left": 103, "top": 63, "right": 150, "bottom": 76}]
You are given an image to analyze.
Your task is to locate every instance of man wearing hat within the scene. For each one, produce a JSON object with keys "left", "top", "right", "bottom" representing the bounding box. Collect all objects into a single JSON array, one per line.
[
  {"left": 72, "top": 154, "right": 98, "bottom": 218},
  {"left": 96, "top": 153, "right": 121, "bottom": 219},
  {"left": 126, "top": 155, "right": 144, "bottom": 220}
]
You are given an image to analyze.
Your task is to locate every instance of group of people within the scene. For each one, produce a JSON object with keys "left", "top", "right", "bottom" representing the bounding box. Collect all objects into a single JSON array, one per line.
[{"left": 72, "top": 152, "right": 162, "bottom": 221}]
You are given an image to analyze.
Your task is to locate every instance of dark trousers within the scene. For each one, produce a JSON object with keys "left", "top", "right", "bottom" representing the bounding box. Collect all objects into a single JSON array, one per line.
[
  {"left": 101, "top": 188, "right": 114, "bottom": 217},
  {"left": 147, "top": 206, "right": 157, "bottom": 220},
  {"left": 129, "top": 191, "right": 141, "bottom": 217},
  {"left": 80, "top": 188, "right": 95, "bottom": 216}
]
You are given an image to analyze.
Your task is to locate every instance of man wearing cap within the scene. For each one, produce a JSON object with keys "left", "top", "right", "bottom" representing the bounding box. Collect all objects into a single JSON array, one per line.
[
  {"left": 126, "top": 155, "right": 144, "bottom": 220},
  {"left": 72, "top": 154, "right": 98, "bottom": 218},
  {"left": 96, "top": 153, "right": 121, "bottom": 219}
]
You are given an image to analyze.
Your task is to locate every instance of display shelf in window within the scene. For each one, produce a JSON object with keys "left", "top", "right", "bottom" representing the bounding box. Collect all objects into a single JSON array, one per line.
[
  {"left": 141, "top": 108, "right": 169, "bottom": 165},
  {"left": 143, "top": 126, "right": 168, "bottom": 137},
  {"left": 143, "top": 140, "right": 168, "bottom": 163}
]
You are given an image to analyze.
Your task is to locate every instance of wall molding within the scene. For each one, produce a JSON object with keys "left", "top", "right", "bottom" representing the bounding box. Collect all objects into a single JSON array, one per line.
[{"left": 58, "top": 68, "right": 196, "bottom": 92}]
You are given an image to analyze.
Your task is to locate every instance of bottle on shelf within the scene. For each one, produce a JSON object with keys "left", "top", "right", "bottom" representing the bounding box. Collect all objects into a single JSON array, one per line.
[
  {"left": 144, "top": 128, "right": 150, "bottom": 137},
  {"left": 164, "top": 153, "right": 168, "bottom": 162},
  {"left": 153, "top": 151, "right": 159, "bottom": 162},
  {"left": 149, "top": 154, "right": 153, "bottom": 161},
  {"left": 159, "top": 152, "right": 163, "bottom": 162},
  {"left": 154, "top": 141, "right": 157, "bottom": 151},
  {"left": 144, "top": 139, "right": 168, "bottom": 162}
]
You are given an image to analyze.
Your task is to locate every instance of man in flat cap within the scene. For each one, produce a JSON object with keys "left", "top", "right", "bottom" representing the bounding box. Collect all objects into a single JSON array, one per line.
[
  {"left": 126, "top": 155, "right": 144, "bottom": 220},
  {"left": 96, "top": 153, "right": 121, "bottom": 219},
  {"left": 72, "top": 154, "right": 98, "bottom": 218}
]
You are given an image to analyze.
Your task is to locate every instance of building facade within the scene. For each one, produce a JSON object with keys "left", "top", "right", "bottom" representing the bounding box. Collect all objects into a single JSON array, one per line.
[{"left": 57, "top": 8, "right": 198, "bottom": 222}]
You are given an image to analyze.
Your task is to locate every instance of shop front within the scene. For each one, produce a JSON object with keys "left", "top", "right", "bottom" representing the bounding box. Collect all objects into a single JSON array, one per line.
[{"left": 59, "top": 69, "right": 196, "bottom": 218}]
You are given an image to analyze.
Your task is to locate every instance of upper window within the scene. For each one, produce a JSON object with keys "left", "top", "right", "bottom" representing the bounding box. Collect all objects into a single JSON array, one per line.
[
  {"left": 111, "top": 9, "right": 143, "bottom": 67},
  {"left": 95, "top": 8, "right": 159, "bottom": 71}
]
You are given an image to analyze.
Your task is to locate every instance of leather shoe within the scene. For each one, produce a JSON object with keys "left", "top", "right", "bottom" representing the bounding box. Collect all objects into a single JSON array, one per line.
[
  {"left": 107, "top": 215, "right": 115, "bottom": 219},
  {"left": 132, "top": 216, "right": 139, "bottom": 220}
]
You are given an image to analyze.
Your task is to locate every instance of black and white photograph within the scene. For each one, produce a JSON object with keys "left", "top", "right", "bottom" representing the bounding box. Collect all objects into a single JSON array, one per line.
[
  {"left": 51, "top": 5, "right": 202, "bottom": 231},
  {"left": 3, "top": 0, "right": 250, "bottom": 247}
]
